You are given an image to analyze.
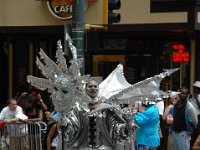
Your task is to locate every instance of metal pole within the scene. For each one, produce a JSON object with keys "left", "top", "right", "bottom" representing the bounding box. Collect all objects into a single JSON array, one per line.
[
  {"left": 190, "top": 39, "right": 195, "bottom": 94},
  {"left": 64, "top": 24, "right": 72, "bottom": 57},
  {"left": 180, "top": 61, "right": 183, "bottom": 88},
  {"left": 61, "top": 127, "right": 64, "bottom": 150},
  {"left": 72, "top": 0, "right": 86, "bottom": 74}
]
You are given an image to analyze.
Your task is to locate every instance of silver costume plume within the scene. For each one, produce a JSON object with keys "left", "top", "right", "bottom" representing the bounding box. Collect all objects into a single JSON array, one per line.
[
  {"left": 27, "top": 35, "right": 179, "bottom": 113},
  {"left": 27, "top": 39, "right": 90, "bottom": 115}
]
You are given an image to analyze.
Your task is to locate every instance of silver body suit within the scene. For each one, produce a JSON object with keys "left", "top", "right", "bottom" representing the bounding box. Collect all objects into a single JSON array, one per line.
[{"left": 56, "top": 102, "right": 134, "bottom": 150}]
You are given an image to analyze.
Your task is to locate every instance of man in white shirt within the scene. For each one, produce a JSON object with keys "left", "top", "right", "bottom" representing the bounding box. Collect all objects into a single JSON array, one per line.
[
  {"left": 0, "top": 98, "right": 23, "bottom": 123},
  {"left": 0, "top": 99, "right": 28, "bottom": 150},
  {"left": 189, "top": 81, "right": 200, "bottom": 117}
]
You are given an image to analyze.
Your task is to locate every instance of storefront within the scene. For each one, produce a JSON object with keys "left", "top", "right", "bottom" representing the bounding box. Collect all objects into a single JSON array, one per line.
[
  {"left": 86, "top": 29, "right": 192, "bottom": 91},
  {"left": 0, "top": 26, "right": 64, "bottom": 108},
  {"left": 0, "top": 0, "right": 200, "bottom": 109}
]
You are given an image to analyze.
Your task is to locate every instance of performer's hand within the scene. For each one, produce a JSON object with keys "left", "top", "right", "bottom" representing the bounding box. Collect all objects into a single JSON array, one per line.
[
  {"left": 125, "top": 123, "right": 139, "bottom": 136},
  {"left": 118, "top": 124, "right": 127, "bottom": 137},
  {"left": 131, "top": 124, "right": 139, "bottom": 132}
]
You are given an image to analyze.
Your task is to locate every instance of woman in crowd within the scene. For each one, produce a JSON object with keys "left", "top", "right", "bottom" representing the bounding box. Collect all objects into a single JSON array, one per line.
[
  {"left": 44, "top": 109, "right": 60, "bottom": 150},
  {"left": 23, "top": 93, "right": 43, "bottom": 122},
  {"left": 22, "top": 93, "right": 44, "bottom": 150},
  {"left": 162, "top": 91, "right": 179, "bottom": 150}
]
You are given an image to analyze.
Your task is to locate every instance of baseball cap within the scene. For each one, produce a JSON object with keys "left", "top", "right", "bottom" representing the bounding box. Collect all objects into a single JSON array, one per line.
[{"left": 193, "top": 81, "right": 200, "bottom": 88}]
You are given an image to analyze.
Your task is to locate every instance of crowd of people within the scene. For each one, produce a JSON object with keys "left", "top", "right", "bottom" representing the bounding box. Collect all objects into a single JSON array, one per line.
[
  {"left": 0, "top": 80, "right": 200, "bottom": 150},
  {"left": 0, "top": 88, "right": 60, "bottom": 150}
]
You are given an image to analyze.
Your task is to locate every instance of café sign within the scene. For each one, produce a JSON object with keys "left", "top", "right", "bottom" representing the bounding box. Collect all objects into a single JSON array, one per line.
[{"left": 47, "top": 0, "right": 95, "bottom": 20}]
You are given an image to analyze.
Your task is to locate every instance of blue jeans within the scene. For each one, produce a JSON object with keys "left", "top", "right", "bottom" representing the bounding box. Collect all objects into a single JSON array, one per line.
[
  {"left": 136, "top": 145, "right": 158, "bottom": 150},
  {"left": 172, "top": 131, "right": 190, "bottom": 150}
]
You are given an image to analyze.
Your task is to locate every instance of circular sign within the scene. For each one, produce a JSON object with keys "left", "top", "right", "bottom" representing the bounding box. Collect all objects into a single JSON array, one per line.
[
  {"left": 47, "top": 0, "right": 95, "bottom": 20},
  {"left": 47, "top": 0, "right": 73, "bottom": 20}
]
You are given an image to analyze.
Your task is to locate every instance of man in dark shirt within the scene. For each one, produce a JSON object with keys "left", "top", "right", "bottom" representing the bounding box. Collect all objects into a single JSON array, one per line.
[
  {"left": 170, "top": 87, "right": 197, "bottom": 150},
  {"left": 173, "top": 95, "right": 187, "bottom": 132}
]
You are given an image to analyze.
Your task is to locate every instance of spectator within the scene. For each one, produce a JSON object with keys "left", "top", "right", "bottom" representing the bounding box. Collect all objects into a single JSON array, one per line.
[
  {"left": 22, "top": 94, "right": 44, "bottom": 150},
  {"left": 134, "top": 101, "right": 160, "bottom": 150},
  {"left": 43, "top": 110, "right": 60, "bottom": 150},
  {"left": 47, "top": 124, "right": 58, "bottom": 150},
  {"left": 23, "top": 93, "right": 43, "bottom": 122},
  {"left": 189, "top": 81, "right": 200, "bottom": 148},
  {"left": 168, "top": 87, "right": 198, "bottom": 150},
  {"left": 45, "top": 110, "right": 60, "bottom": 125},
  {"left": 0, "top": 99, "right": 28, "bottom": 150},
  {"left": 163, "top": 92, "right": 179, "bottom": 120},
  {"left": 192, "top": 134, "right": 200, "bottom": 149},
  {"left": 36, "top": 93, "right": 48, "bottom": 112},
  {"left": 0, "top": 98, "right": 23, "bottom": 123},
  {"left": 163, "top": 91, "right": 179, "bottom": 150},
  {"left": 18, "top": 90, "right": 48, "bottom": 112}
]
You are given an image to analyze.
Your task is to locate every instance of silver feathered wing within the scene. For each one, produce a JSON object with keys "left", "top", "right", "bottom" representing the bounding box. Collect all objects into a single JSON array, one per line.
[{"left": 99, "top": 64, "right": 179, "bottom": 104}]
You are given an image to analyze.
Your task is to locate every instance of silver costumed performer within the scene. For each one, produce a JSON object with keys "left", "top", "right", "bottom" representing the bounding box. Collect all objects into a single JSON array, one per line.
[
  {"left": 27, "top": 33, "right": 178, "bottom": 150},
  {"left": 27, "top": 35, "right": 136, "bottom": 150},
  {"left": 56, "top": 80, "right": 133, "bottom": 150}
]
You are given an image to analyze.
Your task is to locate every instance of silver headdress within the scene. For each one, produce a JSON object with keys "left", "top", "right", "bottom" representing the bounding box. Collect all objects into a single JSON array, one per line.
[{"left": 27, "top": 37, "right": 90, "bottom": 115}]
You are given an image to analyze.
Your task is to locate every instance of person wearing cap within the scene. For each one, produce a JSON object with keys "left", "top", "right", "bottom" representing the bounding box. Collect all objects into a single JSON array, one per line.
[
  {"left": 189, "top": 81, "right": 200, "bottom": 148},
  {"left": 56, "top": 79, "right": 135, "bottom": 150},
  {"left": 189, "top": 81, "right": 200, "bottom": 116},
  {"left": 134, "top": 100, "right": 160, "bottom": 150}
]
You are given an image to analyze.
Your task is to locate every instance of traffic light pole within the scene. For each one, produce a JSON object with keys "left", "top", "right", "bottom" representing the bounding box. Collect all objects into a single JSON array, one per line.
[
  {"left": 62, "top": 3, "right": 85, "bottom": 148},
  {"left": 72, "top": 0, "right": 85, "bottom": 74}
]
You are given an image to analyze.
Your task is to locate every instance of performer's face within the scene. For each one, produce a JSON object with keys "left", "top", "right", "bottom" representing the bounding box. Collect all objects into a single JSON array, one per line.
[{"left": 86, "top": 80, "right": 99, "bottom": 98}]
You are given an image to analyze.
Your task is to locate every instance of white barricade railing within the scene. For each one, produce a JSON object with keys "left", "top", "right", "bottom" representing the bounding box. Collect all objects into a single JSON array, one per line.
[{"left": 0, "top": 122, "right": 47, "bottom": 150}]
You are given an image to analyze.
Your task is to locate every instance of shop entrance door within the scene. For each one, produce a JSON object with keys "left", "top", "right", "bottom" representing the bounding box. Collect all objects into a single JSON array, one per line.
[{"left": 93, "top": 55, "right": 125, "bottom": 79}]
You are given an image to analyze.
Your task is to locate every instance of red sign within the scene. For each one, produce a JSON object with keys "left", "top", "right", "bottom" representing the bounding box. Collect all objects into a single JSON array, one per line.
[{"left": 171, "top": 44, "right": 189, "bottom": 63}]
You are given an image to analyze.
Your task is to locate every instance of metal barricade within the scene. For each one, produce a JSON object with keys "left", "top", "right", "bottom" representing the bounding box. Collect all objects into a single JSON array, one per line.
[{"left": 0, "top": 122, "right": 47, "bottom": 150}]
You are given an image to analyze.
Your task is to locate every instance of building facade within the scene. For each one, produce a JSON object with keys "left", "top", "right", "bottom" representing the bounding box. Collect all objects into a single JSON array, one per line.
[{"left": 0, "top": 0, "right": 200, "bottom": 108}]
